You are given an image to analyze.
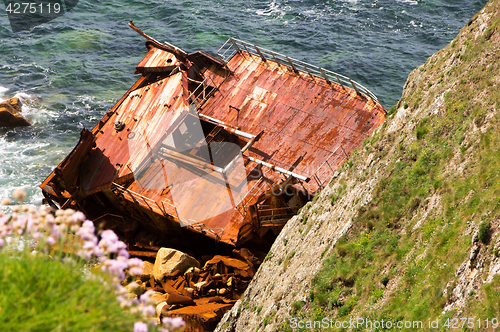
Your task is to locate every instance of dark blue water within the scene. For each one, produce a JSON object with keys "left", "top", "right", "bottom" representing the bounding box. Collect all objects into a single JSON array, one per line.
[{"left": 0, "top": 0, "right": 487, "bottom": 203}]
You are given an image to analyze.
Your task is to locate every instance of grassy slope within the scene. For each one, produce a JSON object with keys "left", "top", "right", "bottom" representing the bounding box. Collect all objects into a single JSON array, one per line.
[
  {"left": 291, "top": 1, "right": 500, "bottom": 330},
  {"left": 0, "top": 248, "right": 140, "bottom": 332}
]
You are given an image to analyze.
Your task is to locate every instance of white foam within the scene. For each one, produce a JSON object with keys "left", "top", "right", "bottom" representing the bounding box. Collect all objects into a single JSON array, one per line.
[
  {"left": 13, "top": 92, "right": 34, "bottom": 113},
  {"left": 397, "top": 0, "right": 418, "bottom": 5},
  {"left": 0, "top": 86, "right": 8, "bottom": 102},
  {"left": 256, "top": 0, "right": 285, "bottom": 18}
]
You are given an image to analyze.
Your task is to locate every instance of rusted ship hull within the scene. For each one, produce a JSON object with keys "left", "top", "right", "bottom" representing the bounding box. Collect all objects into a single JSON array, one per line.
[{"left": 40, "top": 28, "right": 386, "bottom": 251}]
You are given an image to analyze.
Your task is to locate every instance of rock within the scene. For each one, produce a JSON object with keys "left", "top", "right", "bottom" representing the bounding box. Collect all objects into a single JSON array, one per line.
[
  {"left": 153, "top": 248, "right": 200, "bottom": 281},
  {"left": 126, "top": 281, "right": 146, "bottom": 296},
  {"left": 185, "top": 287, "right": 194, "bottom": 296},
  {"left": 193, "top": 280, "right": 207, "bottom": 291},
  {"left": 185, "top": 266, "right": 201, "bottom": 275},
  {"left": 138, "top": 261, "right": 154, "bottom": 282},
  {"left": 0, "top": 98, "right": 30, "bottom": 127},
  {"left": 150, "top": 292, "right": 168, "bottom": 306},
  {"left": 8, "top": 98, "right": 22, "bottom": 113},
  {"left": 156, "top": 301, "right": 169, "bottom": 318}
]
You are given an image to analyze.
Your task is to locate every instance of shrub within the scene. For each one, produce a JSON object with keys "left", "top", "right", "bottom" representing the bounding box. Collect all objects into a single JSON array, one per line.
[
  {"left": 329, "top": 297, "right": 342, "bottom": 308},
  {"left": 337, "top": 305, "right": 350, "bottom": 317},
  {"left": 0, "top": 190, "right": 184, "bottom": 332},
  {"left": 0, "top": 249, "right": 138, "bottom": 332},
  {"left": 291, "top": 300, "right": 305, "bottom": 314},
  {"left": 478, "top": 221, "right": 491, "bottom": 243}
]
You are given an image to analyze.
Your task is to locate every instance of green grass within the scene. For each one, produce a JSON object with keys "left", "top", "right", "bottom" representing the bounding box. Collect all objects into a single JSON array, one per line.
[
  {"left": 283, "top": 251, "right": 296, "bottom": 271},
  {"left": 0, "top": 246, "right": 140, "bottom": 332},
  {"left": 479, "top": 221, "right": 491, "bottom": 243},
  {"left": 299, "top": 0, "right": 500, "bottom": 327}
]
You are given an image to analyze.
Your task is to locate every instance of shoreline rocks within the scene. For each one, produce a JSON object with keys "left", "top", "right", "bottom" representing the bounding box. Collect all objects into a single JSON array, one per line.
[
  {"left": 0, "top": 97, "right": 30, "bottom": 128},
  {"left": 153, "top": 248, "right": 200, "bottom": 282}
]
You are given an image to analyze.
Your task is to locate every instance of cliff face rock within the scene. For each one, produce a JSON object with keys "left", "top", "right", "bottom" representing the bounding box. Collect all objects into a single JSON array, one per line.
[{"left": 217, "top": 0, "right": 500, "bottom": 330}]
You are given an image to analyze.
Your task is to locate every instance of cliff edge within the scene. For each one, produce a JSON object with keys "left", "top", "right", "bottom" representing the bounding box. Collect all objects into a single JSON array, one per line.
[{"left": 216, "top": 0, "right": 500, "bottom": 330}]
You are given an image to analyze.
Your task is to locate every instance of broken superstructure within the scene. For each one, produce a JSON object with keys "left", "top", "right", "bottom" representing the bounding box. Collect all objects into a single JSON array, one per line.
[{"left": 40, "top": 22, "right": 386, "bottom": 252}]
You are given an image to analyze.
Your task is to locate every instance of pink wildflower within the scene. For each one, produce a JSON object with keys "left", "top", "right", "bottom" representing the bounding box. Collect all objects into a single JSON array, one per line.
[
  {"left": 128, "top": 257, "right": 143, "bottom": 267},
  {"left": 140, "top": 290, "right": 156, "bottom": 306},
  {"left": 1, "top": 197, "right": 12, "bottom": 205},
  {"left": 100, "top": 229, "right": 118, "bottom": 242},
  {"left": 72, "top": 211, "right": 86, "bottom": 224},
  {"left": 46, "top": 236, "right": 56, "bottom": 246},
  {"left": 12, "top": 188, "right": 27, "bottom": 201},
  {"left": 118, "top": 249, "right": 130, "bottom": 258},
  {"left": 142, "top": 305, "right": 156, "bottom": 317},
  {"left": 162, "top": 316, "right": 185, "bottom": 331},
  {"left": 133, "top": 322, "right": 148, "bottom": 332}
]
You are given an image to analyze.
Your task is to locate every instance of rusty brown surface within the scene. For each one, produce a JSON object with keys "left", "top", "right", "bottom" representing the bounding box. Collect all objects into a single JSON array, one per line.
[
  {"left": 40, "top": 38, "right": 387, "bottom": 331},
  {"left": 200, "top": 51, "right": 385, "bottom": 194},
  {"left": 146, "top": 251, "right": 254, "bottom": 332},
  {"left": 40, "top": 40, "right": 386, "bottom": 247},
  {"left": 135, "top": 45, "right": 180, "bottom": 74}
]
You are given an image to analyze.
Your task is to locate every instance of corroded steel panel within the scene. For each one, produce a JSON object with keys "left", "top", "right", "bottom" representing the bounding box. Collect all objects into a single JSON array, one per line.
[
  {"left": 135, "top": 46, "right": 180, "bottom": 74},
  {"left": 40, "top": 39, "right": 386, "bottom": 248},
  {"left": 200, "top": 51, "right": 385, "bottom": 195},
  {"left": 80, "top": 72, "right": 188, "bottom": 192}
]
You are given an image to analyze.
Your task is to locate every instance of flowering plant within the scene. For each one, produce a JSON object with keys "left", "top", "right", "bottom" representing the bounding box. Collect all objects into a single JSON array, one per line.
[{"left": 0, "top": 189, "right": 185, "bottom": 332}]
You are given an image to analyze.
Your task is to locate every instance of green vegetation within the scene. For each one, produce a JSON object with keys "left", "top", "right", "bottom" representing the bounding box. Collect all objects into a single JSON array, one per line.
[
  {"left": 0, "top": 246, "right": 140, "bottom": 331},
  {"left": 298, "top": 0, "right": 500, "bottom": 326},
  {"left": 253, "top": 305, "right": 263, "bottom": 314},
  {"left": 291, "top": 300, "right": 305, "bottom": 315},
  {"left": 479, "top": 221, "right": 491, "bottom": 243},
  {"left": 262, "top": 312, "right": 275, "bottom": 326},
  {"left": 283, "top": 250, "right": 296, "bottom": 271}
]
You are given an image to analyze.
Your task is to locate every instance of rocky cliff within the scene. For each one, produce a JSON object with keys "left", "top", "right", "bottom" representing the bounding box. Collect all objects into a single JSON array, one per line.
[{"left": 216, "top": 0, "right": 500, "bottom": 330}]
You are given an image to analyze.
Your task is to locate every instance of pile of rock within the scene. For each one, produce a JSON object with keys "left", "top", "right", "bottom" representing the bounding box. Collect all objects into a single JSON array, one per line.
[
  {"left": 0, "top": 97, "right": 30, "bottom": 128},
  {"left": 125, "top": 248, "right": 261, "bottom": 331}
]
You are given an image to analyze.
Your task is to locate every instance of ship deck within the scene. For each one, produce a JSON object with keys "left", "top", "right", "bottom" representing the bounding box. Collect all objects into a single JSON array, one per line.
[{"left": 40, "top": 38, "right": 386, "bottom": 247}]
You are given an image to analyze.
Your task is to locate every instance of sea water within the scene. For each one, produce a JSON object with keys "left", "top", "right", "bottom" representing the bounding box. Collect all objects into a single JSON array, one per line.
[{"left": 0, "top": 0, "right": 487, "bottom": 204}]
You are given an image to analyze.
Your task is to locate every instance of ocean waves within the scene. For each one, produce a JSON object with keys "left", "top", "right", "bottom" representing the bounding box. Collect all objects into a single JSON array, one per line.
[{"left": 0, "top": 0, "right": 488, "bottom": 205}]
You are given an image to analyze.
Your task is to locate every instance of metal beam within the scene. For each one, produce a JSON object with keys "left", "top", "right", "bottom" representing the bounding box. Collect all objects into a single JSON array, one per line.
[{"left": 247, "top": 156, "right": 309, "bottom": 182}]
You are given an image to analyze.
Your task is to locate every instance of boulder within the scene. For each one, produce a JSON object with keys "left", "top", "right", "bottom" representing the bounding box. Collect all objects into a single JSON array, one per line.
[
  {"left": 126, "top": 281, "right": 146, "bottom": 296},
  {"left": 138, "top": 261, "right": 154, "bottom": 282},
  {"left": 156, "top": 301, "right": 169, "bottom": 318},
  {"left": 0, "top": 98, "right": 30, "bottom": 127},
  {"left": 150, "top": 291, "right": 168, "bottom": 306},
  {"left": 8, "top": 98, "right": 22, "bottom": 113},
  {"left": 153, "top": 248, "right": 199, "bottom": 281}
]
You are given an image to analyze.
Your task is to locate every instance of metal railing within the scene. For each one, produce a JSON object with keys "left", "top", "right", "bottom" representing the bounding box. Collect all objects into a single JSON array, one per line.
[
  {"left": 310, "top": 145, "right": 349, "bottom": 190},
  {"left": 111, "top": 182, "right": 177, "bottom": 219},
  {"left": 185, "top": 222, "right": 223, "bottom": 241},
  {"left": 188, "top": 77, "right": 216, "bottom": 108},
  {"left": 112, "top": 183, "right": 225, "bottom": 240},
  {"left": 217, "top": 38, "right": 380, "bottom": 103},
  {"left": 187, "top": 73, "right": 227, "bottom": 109}
]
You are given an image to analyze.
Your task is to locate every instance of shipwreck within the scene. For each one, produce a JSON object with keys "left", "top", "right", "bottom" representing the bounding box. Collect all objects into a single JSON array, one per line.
[
  {"left": 40, "top": 23, "right": 386, "bottom": 330},
  {"left": 40, "top": 23, "right": 386, "bottom": 253}
]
